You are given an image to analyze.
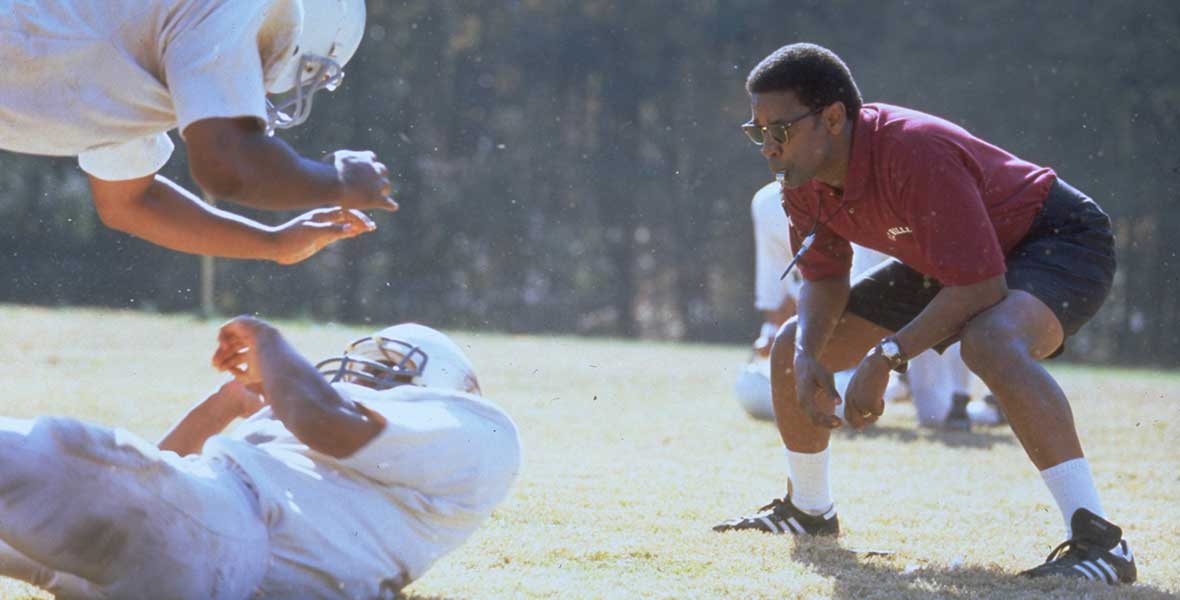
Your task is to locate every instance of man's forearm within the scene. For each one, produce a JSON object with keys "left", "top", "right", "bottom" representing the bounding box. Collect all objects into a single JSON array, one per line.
[
  {"left": 249, "top": 325, "right": 381, "bottom": 457},
  {"left": 222, "top": 134, "right": 342, "bottom": 210},
  {"left": 158, "top": 394, "right": 240, "bottom": 456},
  {"left": 251, "top": 326, "right": 343, "bottom": 423},
  {"left": 892, "top": 274, "right": 1007, "bottom": 358},
  {"left": 794, "top": 276, "right": 851, "bottom": 357},
  {"left": 97, "top": 175, "right": 283, "bottom": 260}
]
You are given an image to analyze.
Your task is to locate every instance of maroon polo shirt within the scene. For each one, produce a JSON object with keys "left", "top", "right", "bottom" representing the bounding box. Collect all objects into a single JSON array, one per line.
[{"left": 784, "top": 103, "right": 1056, "bottom": 286}]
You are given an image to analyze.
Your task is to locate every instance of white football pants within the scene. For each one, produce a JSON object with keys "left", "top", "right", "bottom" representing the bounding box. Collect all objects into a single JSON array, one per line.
[
  {"left": 906, "top": 342, "right": 973, "bottom": 427},
  {"left": 0, "top": 416, "right": 268, "bottom": 599}
]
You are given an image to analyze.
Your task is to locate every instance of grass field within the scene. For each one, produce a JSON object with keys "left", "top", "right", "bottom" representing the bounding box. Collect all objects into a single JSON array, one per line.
[{"left": 1, "top": 305, "right": 1177, "bottom": 599}]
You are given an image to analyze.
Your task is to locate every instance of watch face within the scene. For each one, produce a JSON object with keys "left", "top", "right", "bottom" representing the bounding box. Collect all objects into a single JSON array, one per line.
[{"left": 881, "top": 341, "right": 901, "bottom": 358}]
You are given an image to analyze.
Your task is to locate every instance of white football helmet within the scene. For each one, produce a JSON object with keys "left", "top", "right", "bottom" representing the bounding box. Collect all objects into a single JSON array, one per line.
[
  {"left": 734, "top": 360, "right": 775, "bottom": 421},
  {"left": 265, "top": 0, "right": 367, "bottom": 132},
  {"left": 316, "top": 323, "right": 482, "bottom": 395}
]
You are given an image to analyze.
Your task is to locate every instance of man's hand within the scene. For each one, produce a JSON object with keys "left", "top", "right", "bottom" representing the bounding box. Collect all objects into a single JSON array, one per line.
[
  {"left": 208, "top": 379, "right": 267, "bottom": 419},
  {"left": 271, "top": 207, "right": 375, "bottom": 265},
  {"left": 844, "top": 352, "right": 890, "bottom": 429},
  {"left": 330, "top": 150, "right": 398, "bottom": 212},
  {"left": 212, "top": 316, "right": 278, "bottom": 387},
  {"left": 793, "top": 352, "right": 842, "bottom": 429}
]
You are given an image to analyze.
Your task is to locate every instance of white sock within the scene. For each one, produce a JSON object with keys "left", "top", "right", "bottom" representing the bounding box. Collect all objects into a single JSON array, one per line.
[
  {"left": 1040, "top": 457, "right": 1105, "bottom": 538},
  {"left": 786, "top": 448, "right": 832, "bottom": 516}
]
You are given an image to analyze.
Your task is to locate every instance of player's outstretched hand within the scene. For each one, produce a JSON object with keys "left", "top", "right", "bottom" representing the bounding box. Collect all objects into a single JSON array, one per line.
[
  {"left": 271, "top": 207, "right": 376, "bottom": 265},
  {"left": 844, "top": 353, "right": 889, "bottom": 429},
  {"left": 329, "top": 150, "right": 399, "bottom": 212},
  {"left": 212, "top": 315, "right": 277, "bottom": 387},
  {"left": 793, "top": 353, "right": 842, "bottom": 429}
]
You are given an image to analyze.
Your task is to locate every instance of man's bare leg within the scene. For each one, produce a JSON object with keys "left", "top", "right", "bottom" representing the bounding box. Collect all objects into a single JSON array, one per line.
[
  {"left": 770, "top": 313, "right": 893, "bottom": 452},
  {"left": 959, "top": 291, "right": 1077, "bottom": 468},
  {"left": 761, "top": 313, "right": 891, "bottom": 519},
  {"left": 959, "top": 290, "right": 1107, "bottom": 538}
]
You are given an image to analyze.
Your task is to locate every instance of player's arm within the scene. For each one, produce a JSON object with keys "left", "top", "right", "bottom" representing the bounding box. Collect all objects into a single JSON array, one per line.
[
  {"left": 889, "top": 274, "right": 1007, "bottom": 359},
  {"left": 751, "top": 187, "right": 798, "bottom": 356},
  {"left": 211, "top": 316, "right": 386, "bottom": 458},
  {"left": 158, "top": 380, "right": 265, "bottom": 456},
  {"left": 183, "top": 117, "right": 397, "bottom": 212},
  {"left": 88, "top": 174, "right": 375, "bottom": 264},
  {"left": 793, "top": 275, "right": 850, "bottom": 359}
]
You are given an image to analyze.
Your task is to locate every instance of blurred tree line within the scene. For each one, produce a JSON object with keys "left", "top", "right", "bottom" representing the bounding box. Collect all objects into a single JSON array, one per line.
[{"left": 1, "top": 1, "right": 1177, "bottom": 365}]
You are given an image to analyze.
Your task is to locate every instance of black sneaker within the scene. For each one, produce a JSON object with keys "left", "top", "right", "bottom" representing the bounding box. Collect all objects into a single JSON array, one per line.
[
  {"left": 713, "top": 495, "right": 839, "bottom": 536},
  {"left": 1021, "top": 508, "right": 1136, "bottom": 585},
  {"left": 942, "top": 392, "right": 972, "bottom": 431}
]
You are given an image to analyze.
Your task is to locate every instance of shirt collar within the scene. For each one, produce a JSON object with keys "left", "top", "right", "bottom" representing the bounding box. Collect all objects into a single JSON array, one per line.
[
  {"left": 796, "top": 105, "right": 874, "bottom": 201},
  {"left": 840, "top": 104, "right": 877, "bottom": 205}
]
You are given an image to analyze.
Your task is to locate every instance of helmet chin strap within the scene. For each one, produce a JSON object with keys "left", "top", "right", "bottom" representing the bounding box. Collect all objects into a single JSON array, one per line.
[{"left": 266, "top": 55, "right": 345, "bottom": 134}]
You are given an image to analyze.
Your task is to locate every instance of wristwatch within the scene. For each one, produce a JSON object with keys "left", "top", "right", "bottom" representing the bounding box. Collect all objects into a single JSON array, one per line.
[{"left": 874, "top": 336, "right": 909, "bottom": 373}]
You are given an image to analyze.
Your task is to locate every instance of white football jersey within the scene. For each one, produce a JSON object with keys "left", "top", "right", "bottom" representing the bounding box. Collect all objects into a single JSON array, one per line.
[
  {"left": 751, "top": 181, "right": 803, "bottom": 311},
  {"left": 0, "top": 0, "right": 299, "bottom": 180},
  {"left": 753, "top": 179, "right": 893, "bottom": 301},
  {"left": 202, "top": 383, "right": 521, "bottom": 598}
]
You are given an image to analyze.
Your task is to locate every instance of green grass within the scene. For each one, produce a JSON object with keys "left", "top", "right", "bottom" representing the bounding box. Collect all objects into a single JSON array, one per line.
[{"left": 1, "top": 305, "right": 1177, "bottom": 599}]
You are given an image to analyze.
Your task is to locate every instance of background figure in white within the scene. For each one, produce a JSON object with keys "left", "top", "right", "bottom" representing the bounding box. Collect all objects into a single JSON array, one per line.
[
  {"left": 0, "top": 316, "right": 521, "bottom": 599},
  {"left": 735, "top": 181, "right": 802, "bottom": 420}
]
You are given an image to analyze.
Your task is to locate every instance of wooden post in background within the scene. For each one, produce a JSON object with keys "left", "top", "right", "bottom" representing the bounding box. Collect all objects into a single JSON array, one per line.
[{"left": 199, "top": 193, "right": 216, "bottom": 318}]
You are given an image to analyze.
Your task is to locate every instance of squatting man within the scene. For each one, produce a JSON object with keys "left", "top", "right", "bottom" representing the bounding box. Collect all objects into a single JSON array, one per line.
[
  {"left": 0, "top": 316, "right": 521, "bottom": 598},
  {"left": 714, "top": 42, "right": 1135, "bottom": 586}
]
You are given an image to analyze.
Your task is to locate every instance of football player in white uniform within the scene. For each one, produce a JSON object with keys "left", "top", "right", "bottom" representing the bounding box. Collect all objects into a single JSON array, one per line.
[
  {"left": 0, "top": 316, "right": 521, "bottom": 599},
  {"left": 734, "top": 180, "right": 804, "bottom": 421},
  {"left": 736, "top": 180, "right": 1002, "bottom": 428},
  {"left": 0, "top": 0, "right": 391, "bottom": 264}
]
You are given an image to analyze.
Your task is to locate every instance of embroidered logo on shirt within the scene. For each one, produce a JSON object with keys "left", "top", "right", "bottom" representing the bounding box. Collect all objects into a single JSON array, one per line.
[{"left": 886, "top": 226, "right": 913, "bottom": 241}]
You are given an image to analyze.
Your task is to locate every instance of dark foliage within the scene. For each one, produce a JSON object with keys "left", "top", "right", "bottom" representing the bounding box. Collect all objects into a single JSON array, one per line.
[{"left": 1, "top": 1, "right": 1177, "bottom": 365}]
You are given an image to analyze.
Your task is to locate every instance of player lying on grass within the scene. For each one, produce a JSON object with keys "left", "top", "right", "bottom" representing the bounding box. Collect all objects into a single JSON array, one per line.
[
  {"left": 0, "top": 316, "right": 521, "bottom": 599},
  {"left": 714, "top": 43, "right": 1135, "bottom": 586},
  {"left": 1, "top": 0, "right": 391, "bottom": 265}
]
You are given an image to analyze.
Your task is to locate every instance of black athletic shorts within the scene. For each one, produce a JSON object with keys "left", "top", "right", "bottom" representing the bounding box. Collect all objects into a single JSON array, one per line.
[{"left": 845, "top": 178, "right": 1116, "bottom": 357}]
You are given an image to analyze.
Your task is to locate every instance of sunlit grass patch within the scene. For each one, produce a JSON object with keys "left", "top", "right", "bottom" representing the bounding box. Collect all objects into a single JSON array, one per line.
[{"left": 1, "top": 305, "right": 1177, "bottom": 599}]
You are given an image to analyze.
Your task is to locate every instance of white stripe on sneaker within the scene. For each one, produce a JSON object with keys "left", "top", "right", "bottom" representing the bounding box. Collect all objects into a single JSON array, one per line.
[
  {"left": 786, "top": 517, "right": 804, "bottom": 535},
  {"left": 1072, "top": 563, "right": 1099, "bottom": 581},
  {"left": 757, "top": 516, "right": 780, "bottom": 533},
  {"left": 1094, "top": 558, "right": 1118, "bottom": 583},
  {"left": 1080, "top": 560, "right": 1112, "bottom": 584}
]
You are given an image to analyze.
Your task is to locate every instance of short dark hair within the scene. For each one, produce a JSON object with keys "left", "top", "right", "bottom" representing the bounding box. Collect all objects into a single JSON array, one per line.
[{"left": 746, "top": 43, "right": 862, "bottom": 120}]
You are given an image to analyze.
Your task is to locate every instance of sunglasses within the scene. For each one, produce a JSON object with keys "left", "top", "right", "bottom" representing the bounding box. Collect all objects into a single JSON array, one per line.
[{"left": 741, "top": 107, "right": 825, "bottom": 146}]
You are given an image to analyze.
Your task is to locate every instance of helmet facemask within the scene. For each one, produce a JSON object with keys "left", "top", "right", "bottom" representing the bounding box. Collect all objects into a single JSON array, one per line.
[
  {"left": 262, "top": 0, "right": 366, "bottom": 133},
  {"left": 315, "top": 335, "right": 429, "bottom": 391},
  {"left": 266, "top": 54, "right": 345, "bottom": 134}
]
